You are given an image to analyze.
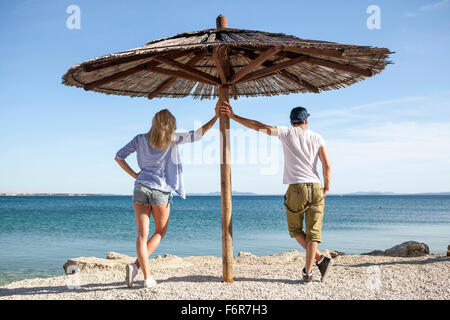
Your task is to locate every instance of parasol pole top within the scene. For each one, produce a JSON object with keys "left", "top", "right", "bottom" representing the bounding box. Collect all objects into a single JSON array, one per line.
[{"left": 216, "top": 14, "right": 228, "bottom": 29}]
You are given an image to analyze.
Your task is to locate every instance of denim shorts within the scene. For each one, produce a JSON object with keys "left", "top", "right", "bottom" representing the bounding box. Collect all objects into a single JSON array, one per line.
[{"left": 132, "top": 183, "right": 172, "bottom": 207}]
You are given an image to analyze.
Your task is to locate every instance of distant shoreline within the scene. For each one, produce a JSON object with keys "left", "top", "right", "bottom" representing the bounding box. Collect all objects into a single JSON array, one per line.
[{"left": 1, "top": 192, "right": 449, "bottom": 197}]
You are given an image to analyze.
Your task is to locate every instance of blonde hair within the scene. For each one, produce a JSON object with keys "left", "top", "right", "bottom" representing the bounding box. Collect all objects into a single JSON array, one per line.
[{"left": 148, "top": 109, "right": 176, "bottom": 150}]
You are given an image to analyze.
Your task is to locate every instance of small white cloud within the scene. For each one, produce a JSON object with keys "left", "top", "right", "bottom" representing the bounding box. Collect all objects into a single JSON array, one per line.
[
  {"left": 313, "top": 96, "right": 426, "bottom": 121},
  {"left": 420, "top": 0, "right": 449, "bottom": 11},
  {"left": 327, "top": 121, "right": 450, "bottom": 168},
  {"left": 403, "top": 0, "right": 448, "bottom": 18},
  {"left": 404, "top": 12, "right": 418, "bottom": 17}
]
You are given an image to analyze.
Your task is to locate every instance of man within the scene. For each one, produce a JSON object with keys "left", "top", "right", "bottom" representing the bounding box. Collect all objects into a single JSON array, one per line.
[{"left": 219, "top": 102, "right": 332, "bottom": 284}]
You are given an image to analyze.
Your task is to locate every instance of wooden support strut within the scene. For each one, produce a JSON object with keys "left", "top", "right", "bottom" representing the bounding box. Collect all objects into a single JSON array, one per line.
[
  {"left": 145, "top": 65, "right": 218, "bottom": 85},
  {"left": 237, "top": 55, "right": 309, "bottom": 83},
  {"left": 229, "top": 47, "right": 281, "bottom": 84},
  {"left": 82, "top": 49, "right": 195, "bottom": 73},
  {"left": 237, "top": 47, "right": 319, "bottom": 93},
  {"left": 147, "top": 50, "right": 207, "bottom": 99},
  {"left": 281, "top": 50, "right": 373, "bottom": 77},
  {"left": 306, "top": 56, "right": 374, "bottom": 77},
  {"left": 83, "top": 51, "right": 187, "bottom": 91},
  {"left": 152, "top": 56, "right": 221, "bottom": 85}
]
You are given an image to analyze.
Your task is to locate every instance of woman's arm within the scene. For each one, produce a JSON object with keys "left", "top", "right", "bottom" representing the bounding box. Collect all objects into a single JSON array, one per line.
[
  {"left": 114, "top": 157, "right": 140, "bottom": 179},
  {"left": 176, "top": 103, "right": 220, "bottom": 145},
  {"left": 196, "top": 101, "right": 220, "bottom": 136},
  {"left": 114, "top": 135, "right": 140, "bottom": 179}
]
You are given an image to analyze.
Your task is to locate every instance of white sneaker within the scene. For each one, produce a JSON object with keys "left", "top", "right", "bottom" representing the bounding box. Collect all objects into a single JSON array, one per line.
[
  {"left": 125, "top": 263, "right": 139, "bottom": 288},
  {"left": 143, "top": 278, "right": 157, "bottom": 288}
]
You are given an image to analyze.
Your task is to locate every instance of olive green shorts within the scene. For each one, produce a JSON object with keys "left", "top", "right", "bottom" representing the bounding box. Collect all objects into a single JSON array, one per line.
[{"left": 284, "top": 183, "right": 325, "bottom": 243}]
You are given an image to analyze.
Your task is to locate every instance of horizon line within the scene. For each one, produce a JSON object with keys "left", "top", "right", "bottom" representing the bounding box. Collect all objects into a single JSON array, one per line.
[{"left": 1, "top": 191, "right": 449, "bottom": 197}]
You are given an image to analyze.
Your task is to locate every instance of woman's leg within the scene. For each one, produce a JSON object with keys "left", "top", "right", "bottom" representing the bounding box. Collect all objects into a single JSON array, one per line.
[
  {"left": 133, "top": 203, "right": 151, "bottom": 279},
  {"left": 147, "top": 203, "right": 170, "bottom": 255},
  {"left": 134, "top": 203, "right": 170, "bottom": 268}
]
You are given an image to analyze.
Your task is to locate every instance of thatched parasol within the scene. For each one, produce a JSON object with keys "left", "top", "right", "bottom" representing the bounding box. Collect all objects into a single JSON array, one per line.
[{"left": 62, "top": 15, "right": 392, "bottom": 283}]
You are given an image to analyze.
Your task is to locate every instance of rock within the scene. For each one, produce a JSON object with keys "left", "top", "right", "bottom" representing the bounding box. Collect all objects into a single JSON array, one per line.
[
  {"left": 447, "top": 245, "right": 450, "bottom": 257},
  {"left": 407, "top": 244, "right": 429, "bottom": 257},
  {"left": 364, "top": 250, "right": 385, "bottom": 256},
  {"left": 235, "top": 251, "right": 259, "bottom": 264},
  {"left": 106, "top": 252, "right": 131, "bottom": 260},
  {"left": 63, "top": 257, "right": 128, "bottom": 274},
  {"left": 329, "top": 251, "right": 345, "bottom": 258},
  {"left": 363, "top": 241, "right": 430, "bottom": 257},
  {"left": 237, "top": 251, "right": 256, "bottom": 258},
  {"left": 321, "top": 249, "right": 345, "bottom": 258},
  {"left": 63, "top": 252, "right": 136, "bottom": 274},
  {"left": 156, "top": 254, "right": 192, "bottom": 268},
  {"left": 386, "top": 241, "right": 430, "bottom": 257}
]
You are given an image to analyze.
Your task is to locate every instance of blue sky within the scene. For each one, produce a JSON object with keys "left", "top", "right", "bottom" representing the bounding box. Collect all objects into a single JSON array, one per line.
[{"left": 0, "top": 0, "right": 449, "bottom": 195}]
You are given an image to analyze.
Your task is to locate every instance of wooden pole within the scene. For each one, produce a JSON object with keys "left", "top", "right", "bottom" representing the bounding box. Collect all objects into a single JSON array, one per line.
[
  {"left": 216, "top": 14, "right": 228, "bottom": 30},
  {"left": 216, "top": 14, "right": 234, "bottom": 283},
  {"left": 219, "top": 85, "right": 233, "bottom": 283}
]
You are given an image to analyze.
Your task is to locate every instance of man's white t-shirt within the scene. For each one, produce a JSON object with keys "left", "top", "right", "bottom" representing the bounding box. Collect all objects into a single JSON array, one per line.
[{"left": 276, "top": 126, "right": 325, "bottom": 185}]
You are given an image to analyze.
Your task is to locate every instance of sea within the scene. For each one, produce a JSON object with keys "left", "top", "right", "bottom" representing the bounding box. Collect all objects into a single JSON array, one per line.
[{"left": 0, "top": 195, "right": 449, "bottom": 286}]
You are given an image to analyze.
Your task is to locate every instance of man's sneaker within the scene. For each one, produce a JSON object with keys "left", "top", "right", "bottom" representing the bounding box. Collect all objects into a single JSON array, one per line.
[
  {"left": 316, "top": 256, "right": 333, "bottom": 282},
  {"left": 302, "top": 267, "right": 313, "bottom": 284},
  {"left": 143, "top": 278, "right": 157, "bottom": 288},
  {"left": 125, "top": 263, "right": 139, "bottom": 288}
]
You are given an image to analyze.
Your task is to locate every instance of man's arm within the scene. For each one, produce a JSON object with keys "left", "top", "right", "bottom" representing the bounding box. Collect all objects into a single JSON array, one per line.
[
  {"left": 318, "top": 146, "right": 331, "bottom": 196},
  {"left": 219, "top": 101, "right": 277, "bottom": 136}
]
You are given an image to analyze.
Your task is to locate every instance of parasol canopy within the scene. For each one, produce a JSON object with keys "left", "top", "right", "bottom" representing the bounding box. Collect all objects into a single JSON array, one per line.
[
  {"left": 62, "top": 15, "right": 393, "bottom": 283},
  {"left": 62, "top": 15, "right": 392, "bottom": 100}
]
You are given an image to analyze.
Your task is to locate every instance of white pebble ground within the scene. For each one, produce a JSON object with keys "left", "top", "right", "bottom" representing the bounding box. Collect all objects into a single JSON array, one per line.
[{"left": 0, "top": 251, "right": 448, "bottom": 300}]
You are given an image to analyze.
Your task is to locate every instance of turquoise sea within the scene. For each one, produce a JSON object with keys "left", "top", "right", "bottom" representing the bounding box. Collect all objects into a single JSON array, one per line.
[{"left": 0, "top": 195, "right": 449, "bottom": 285}]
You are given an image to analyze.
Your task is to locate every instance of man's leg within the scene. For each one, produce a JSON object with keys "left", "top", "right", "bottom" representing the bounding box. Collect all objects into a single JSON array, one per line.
[
  {"left": 305, "top": 240, "right": 319, "bottom": 274},
  {"left": 294, "top": 234, "right": 322, "bottom": 262}
]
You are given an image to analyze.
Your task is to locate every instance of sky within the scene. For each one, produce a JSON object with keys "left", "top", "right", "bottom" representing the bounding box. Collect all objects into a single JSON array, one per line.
[{"left": 0, "top": 0, "right": 449, "bottom": 195}]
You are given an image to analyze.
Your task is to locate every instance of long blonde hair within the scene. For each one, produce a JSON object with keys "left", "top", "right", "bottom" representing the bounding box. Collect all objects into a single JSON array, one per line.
[{"left": 148, "top": 109, "right": 176, "bottom": 150}]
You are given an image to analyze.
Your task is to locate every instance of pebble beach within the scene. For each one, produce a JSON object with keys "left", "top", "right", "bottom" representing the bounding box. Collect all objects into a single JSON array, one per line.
[{"left": 0, "top": 250, "right": 448, "bottom": 300}]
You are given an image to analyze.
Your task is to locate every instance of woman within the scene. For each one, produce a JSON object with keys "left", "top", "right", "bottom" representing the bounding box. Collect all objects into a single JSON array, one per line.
[{"left": 115, "top": 103, "right": 220, "bottom": 288}]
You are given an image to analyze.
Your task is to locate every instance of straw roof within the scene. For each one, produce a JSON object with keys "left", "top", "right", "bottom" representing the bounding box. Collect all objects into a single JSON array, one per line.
[{"left": 62, "top": 21, "right": 393, "bottom": 100}]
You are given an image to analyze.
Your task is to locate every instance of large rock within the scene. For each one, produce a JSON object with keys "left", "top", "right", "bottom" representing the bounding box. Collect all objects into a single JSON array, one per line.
[
  {"left": 63, "top": 256, "right": 128, "bottom": 274},
  {"left": 363, "top": 241, "right": 430, "bottom": 257},
  {"left": 63, "top": 252, "right": 135, "bottom": 274},
  {"left": 63, "top": 252, "right": 193, "bottom": 274}
]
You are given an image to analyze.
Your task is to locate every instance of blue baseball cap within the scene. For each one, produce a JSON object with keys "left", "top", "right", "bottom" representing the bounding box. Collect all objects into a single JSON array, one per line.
[{"left": 290, "top": 106, "right": 310, "bottom": 124}]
